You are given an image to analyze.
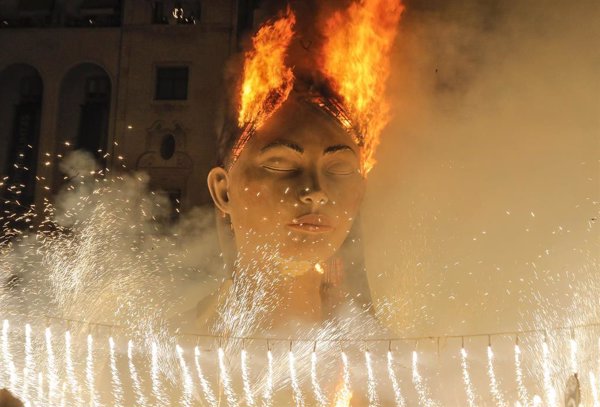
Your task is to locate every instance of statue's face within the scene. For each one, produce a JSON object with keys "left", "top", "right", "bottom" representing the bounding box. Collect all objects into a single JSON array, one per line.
[{"left": 211, "top": 95, "right": 366, "bottom": 271}]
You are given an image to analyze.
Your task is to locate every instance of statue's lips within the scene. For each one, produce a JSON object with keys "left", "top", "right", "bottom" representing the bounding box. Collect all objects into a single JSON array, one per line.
[{"left": 287, "top": 214, "right": 334, "bottom": 234}]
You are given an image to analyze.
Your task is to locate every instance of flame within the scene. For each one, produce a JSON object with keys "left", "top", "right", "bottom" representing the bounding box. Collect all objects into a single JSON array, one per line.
[
  {"left": 321, "top": 0, "right": 404, "bottom": 174},
  {"left": 333, "top": 382, "right": 352, "bottom": 407},
  {"left": 238, "top": 9, "right": 296, "bottom": 129}
]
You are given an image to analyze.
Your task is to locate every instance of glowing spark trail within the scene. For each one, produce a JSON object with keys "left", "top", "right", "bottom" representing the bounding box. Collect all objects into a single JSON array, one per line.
[
  {"left": 127, "top": 340, "right": 148, "bottom": 407},
  {"left": 218, "top": 347, "right": 239, "bottom": 407},
  {"left": 109, "top": 337, "right": 124, "bottom": 407},
  {"left": 311, "top": 351, "right": 328, "bottom": 407},
  {"left": 542, "top": 341, "right": 557, "bottom": 407},
  {"left": 151, "top": 341, "right": 167, "bottom": 406},
  {"left": 570, "top": 337, "right": 578, "bottom": 374},
  {"left": 365, "top": 350, "right": 379, "bottom": 407},
  {"left": 194, "top": 346, "right": 217, "bottom": 407},
  {"left": 65, "top": 331, "right": 82, "bottom": 405},
  {"left": 45, "top": 327, "right": 58, "bottom": 407},
  {"left": 37, "top": 372, "right": 43, "bottom": 406},
  {"left": 338, "top": 351, "right": 352, "bottom": 405},
  {"left": 460, "top": 347, "right": 476, "bottom": 407},
  {"left": 86, "top": 334, "right": 99, "bottom": 407},
  {"left": 289, "top": 350, "right": 305, "bottom": 407},
  {"left": 22, "top": 324, "right": 34, "bottom": 404},
  {"left": 386, "top": 351, "right": 406, "bottom": 407},
  {"left": 590, "top": 371, "right": 599, "bottom": 407},
  {"left": 486, "top": 345, "right": 506, "bottom": 407},
  {"left": 241, "top": 348, "right": 255, "bottom": 406},
  {"left": 2, "top": 320, "right": 18, "bottom": 392},
  {"left": 262, "top": 349, "right": 274, "bottom": 407},
  {"left": 514, "top": 344, "right": 529, "bottom": 407},
  {"left": 412, "top": 350, "right": 437, "bottom": 407},
  {"left": 176, "top": 345, "right": 193, "bottom": 407}
]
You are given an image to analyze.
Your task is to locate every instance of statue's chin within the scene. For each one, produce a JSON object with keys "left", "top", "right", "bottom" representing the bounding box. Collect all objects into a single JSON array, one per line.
[{"left": 278, "top": 258, "right": 316, "bottom": 277}]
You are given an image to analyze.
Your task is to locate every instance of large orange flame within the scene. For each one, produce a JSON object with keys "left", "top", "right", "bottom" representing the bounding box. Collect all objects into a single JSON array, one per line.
[
  {"left": 238, "top": 9, "right": 296, "bottom": 130},
  {"left": 321, "top": 0, "right": 404, "bottom": 174}
]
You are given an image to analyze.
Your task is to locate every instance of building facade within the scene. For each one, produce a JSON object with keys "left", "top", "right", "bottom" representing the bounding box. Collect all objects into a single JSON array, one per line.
[{"left": 0, "top": 0, "right": 260, "bottom": 214}]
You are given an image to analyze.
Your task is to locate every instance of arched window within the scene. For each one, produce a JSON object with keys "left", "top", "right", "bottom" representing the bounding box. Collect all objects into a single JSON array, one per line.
[{"left": 0, "top": 64, "right": 43, "bottom": 208}]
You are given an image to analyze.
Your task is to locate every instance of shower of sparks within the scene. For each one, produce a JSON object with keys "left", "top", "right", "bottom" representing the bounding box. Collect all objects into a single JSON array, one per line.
[
  {"left": 365, "top": 350, "right": 380, "bottom": 407},
  {"left": 570, "top": 337, "right": 578, "bottom": 374},
  {"left": 311, "top": 351, "right": 328, "bottom": 407},
  {"left": 86, "top": 334, "right": 99, "bottom": 407},
  {"left": 127, "top": 340, "right": 148, "bottom": 407},
  {"left": 542, "top": 341, "right": 557, "bottom": 406},
  {"left": 340, "top": 351, "right": 352, "bottom": 402},
  {"left": 386, "top": 351, "right": 406, "bottom": 407},
  {"left": 36, "top": 372, "right": 43, "bottom": 406},
  {"left": 108, "top": 337, "right": 124, "bottom": 407},
  {"left": 460, "top": 347, "right": 476, "bottom": 407},
  {"left": 486, "top": 345, "right": 506, "bottom": 407},
  {"left": 151, "top": 341, "right": 167, "bottom": 406},
  {"left": 45, "top": 327, "right": 58, "bottom": 406},
  {"left": 262, "top": 349, "right": 274, "bottom": 407},
  {"left": 2, "top": 320, "right": 18, "bottom": 391},
  {"left": 241, "top": 348, "right": 255, "bottom": 406},
  {"left": 194, "top": 346, "right": 217, "bottom": 407},
  {"left": 59, "top": 381, "right": 67, "bottom": 407},
  {"left": 590, "top": 371, "right": 600, "bottom": 407},
  {"left": 289, "top": 350, "right": 305, "bottom": 407},
  {"left": 65, "top": 331, "right": 82, "bottom": 405},
  {"left": 411, "top": 350, "right": 436, "bottom": 407},
  {"left": 22, "top": 324, "right": 34, "bottom": 403},
  {"left": 176, "top": 345, "right": 193, "bottom": 407},
  {"left": 514, "top": 344, "right": 529, "bottom": 407},
  {"left": 218, "top": 347, "right": 240, "bottom": 407}
]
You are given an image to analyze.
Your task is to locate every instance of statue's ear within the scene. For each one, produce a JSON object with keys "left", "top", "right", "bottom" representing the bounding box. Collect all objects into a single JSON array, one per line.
[{"left": 207, "top": 167, "right": 231, "bottom": 214}]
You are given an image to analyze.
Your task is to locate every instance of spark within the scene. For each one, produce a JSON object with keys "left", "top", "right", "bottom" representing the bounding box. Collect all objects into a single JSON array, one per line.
[
  {"left": 341, "top": 351, "right": 352, "bottom": 399},
  {"left": 176, "top": 345, "right": 193, "bottom": 407},
  {"left": 460, "top": 347, "right": 476, "bottom": 407},
  {"left": 590, "top": 371, "right": 600, "bottom": 407},
  {"left": 262, "top": 349, "right": 274, "bottom": 407},
  {"left": 127, "top": 340, "right": 147, "bottom": 407},
  {"left": 386, "top": 351, "right": 406, "bottom": 407},
  {"left": 365, "top": 350, "right": 379, "bottom": 406},
  {"left": 86, "top": 334, "right": 99, "bottom": 407},
  {"left": 514, "top": 344, "right": 529, "bottom": 407},
  {"left": 311, "top": 351, "right": 328, "bottom": 407},
  {"left": 2, "top": 320, "right": 18, "bottom": 392},
  {"left": 65, "top": 331, "right": 82, "bottom": 405},
  {"left": 486, "top": 345, "right": 506, "bottom": 407},
  {"left": 218, "top": 347, "right": 239, "bottom": 407},
  {"left": 289, "top": 350, "right": 305, "bottom": 407},
  {"left": 241, "top": 348, "right": 255, "bottom": 406},
  {"left": 570, "top": 337, "right": 578, "bottom": 374},
  {"left": 109, "top": 337, "right": 124, "bottom": 407},
  {"left": 22, "top": 324, "right": 34, "bottom": 404},
  {"left": 532, "top": 395, "right": 542, "bottom": 407},
  {"left": 194, "top": 346, "right": 217, "bottom": 406},
  {"left": 37, "top": 372, "right": 44, "bottom": 406},
  {"left": 151, "top": 341, "right": 167, "bottom": 406},
  {"left": 412, "top": 350, "right": 437, "bottom": 407},
  {"left": 45, "top": 327, "right": 58, "bottom": 406},
  {"left": 542, "top": 341, "right": 557, "bottom": 406}
]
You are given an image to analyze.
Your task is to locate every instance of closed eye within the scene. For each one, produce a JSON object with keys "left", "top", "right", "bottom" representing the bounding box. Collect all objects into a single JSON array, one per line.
[{"left": 325, "top": 161, "right": 358, "bottom": 175}]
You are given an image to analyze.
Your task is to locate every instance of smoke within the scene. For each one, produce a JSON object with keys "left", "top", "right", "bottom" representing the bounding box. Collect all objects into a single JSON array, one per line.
[{"left": 362, "top": 0, "right": 599, "bottom": 401}]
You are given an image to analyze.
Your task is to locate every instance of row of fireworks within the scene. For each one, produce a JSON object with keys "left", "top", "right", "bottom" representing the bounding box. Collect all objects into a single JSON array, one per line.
[{"left": 0, "top": 316, "right": 597, "bottom": 406}]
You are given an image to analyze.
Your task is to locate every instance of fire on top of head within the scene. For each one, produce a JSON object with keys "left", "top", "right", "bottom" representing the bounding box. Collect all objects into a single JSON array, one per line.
[{"left": 228, "top": 0, "right": 404, "bottom": 175}]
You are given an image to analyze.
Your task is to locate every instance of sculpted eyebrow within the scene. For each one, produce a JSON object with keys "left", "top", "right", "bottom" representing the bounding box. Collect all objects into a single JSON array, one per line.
[
  {"left": 260, "top": 141, "right": 304, "bottom": 154},
  {"left": 324, "top": 144, "right": 355, "bottom": 155}
]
